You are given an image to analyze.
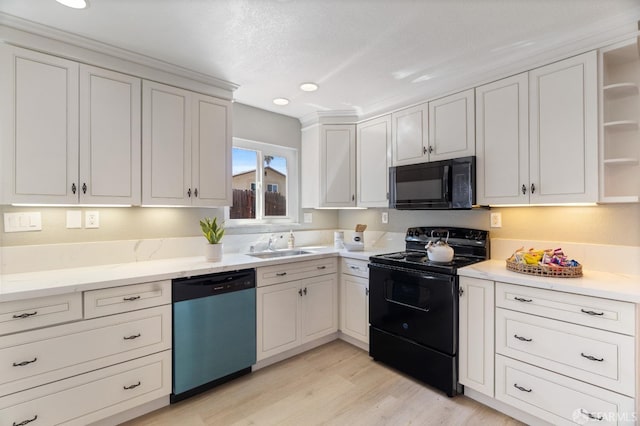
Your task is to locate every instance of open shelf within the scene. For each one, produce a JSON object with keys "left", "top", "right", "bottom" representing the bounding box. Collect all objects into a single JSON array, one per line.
[
  {"left": 603, "top": 158, "right": 639, "bottom": 166},
  {"left": 603, "top": 120, "right": 639, "bottom": 131},
  {"left": 603, "top": 82, "right": 639, "bottom": 98}
]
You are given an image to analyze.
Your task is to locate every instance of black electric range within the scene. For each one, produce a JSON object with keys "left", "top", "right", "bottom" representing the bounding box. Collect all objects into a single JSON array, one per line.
[{"left": 368, "top": 227, "right": 489, "bottom": 397}]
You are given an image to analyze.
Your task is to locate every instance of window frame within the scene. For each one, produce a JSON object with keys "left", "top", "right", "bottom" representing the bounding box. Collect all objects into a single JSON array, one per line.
[{"left": 226, "top": 138, "right": 299, "bottom": 226}]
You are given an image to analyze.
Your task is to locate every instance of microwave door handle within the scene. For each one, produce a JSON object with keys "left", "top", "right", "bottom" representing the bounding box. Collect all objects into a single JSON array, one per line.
[{"left": 443, "top": 165, "right": 450, "bottom": 201}]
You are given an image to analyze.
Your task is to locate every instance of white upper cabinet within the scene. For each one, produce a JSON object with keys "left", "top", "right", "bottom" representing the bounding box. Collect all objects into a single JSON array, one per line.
[
  {"left": 1, "top": 45, "right": 79, "bottom": 204},
  {"left": 357, "top": 115, "right": 391, "bottom": 207},
  {"left": 476, "top": 73, "right": 529, "bottom": 205},
  {"left": 142, "top": 81, "right": 192, "bottom": 206},
  {"left": 529, "top": 51, "right": 598, "bottom": 204},
  {"left": 391, "top": 103, "right": 428, "bottom": 166},
  {"left": 191, "top": 93, "right": 232, "bottom": 207},
  {"left": 477, "top": 51, "right": 598, "bottom": 205},
  {"left": 1, "top": 45, "right": 142, "bottom": 205},
  {"left": 79, "top": 65, "right": 141, "bottom": 205},
  {"left": 302, "top": 123, "right": 356, "bottom": 208},
  {"left": 428, "top": 89, "right": 475, "bottom": 161},
  {"left": 142, "top": 81, "right": 232, "bottom": 206}
]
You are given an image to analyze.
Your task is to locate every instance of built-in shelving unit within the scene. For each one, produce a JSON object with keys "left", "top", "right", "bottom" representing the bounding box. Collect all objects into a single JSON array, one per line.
[{"left": 599, "top": 37, "right": 640, "bottom": 203}]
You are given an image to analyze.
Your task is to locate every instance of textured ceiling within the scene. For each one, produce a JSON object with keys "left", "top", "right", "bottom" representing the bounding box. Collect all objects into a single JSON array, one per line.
[{"left": 1, "top": 0, "right": 639, "bottom": 121}]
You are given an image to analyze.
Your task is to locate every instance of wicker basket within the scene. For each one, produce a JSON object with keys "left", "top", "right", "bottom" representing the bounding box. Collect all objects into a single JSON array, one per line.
[{"left": 506, "top": 259, "right": 583, "bottom": 278}]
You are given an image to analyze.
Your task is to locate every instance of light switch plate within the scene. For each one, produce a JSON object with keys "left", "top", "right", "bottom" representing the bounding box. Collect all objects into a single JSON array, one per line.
[
  {"left": 66, "top": 211, "right": 82, "bottom": 229},
  {"left": 381, "top": 211, "right": 388, "bottom": 224},
  {"left": 3, "top": 212, "right": 42, "bottom": 233},
  {"left": 85, "top": 211, "right": 100, "bottom": 228}
]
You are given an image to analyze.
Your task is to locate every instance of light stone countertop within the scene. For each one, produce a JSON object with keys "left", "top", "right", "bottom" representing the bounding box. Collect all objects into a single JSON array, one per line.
[
  {"left": 459, "top": 260, "right": 640, "bottom": 303},
  {"left": 0, "top": 246, "right": 388, "bottom": 302}
]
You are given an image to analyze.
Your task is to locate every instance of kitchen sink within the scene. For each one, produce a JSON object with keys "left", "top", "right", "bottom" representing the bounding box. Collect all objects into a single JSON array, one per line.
[{"left": 247, "top": 249, "right": 312, "bottom": 259}]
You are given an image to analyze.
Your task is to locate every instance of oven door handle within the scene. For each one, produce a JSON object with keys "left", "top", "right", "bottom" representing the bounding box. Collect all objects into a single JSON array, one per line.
[{"left": 384, "top": 298, "right": 430, "bottom": 312}]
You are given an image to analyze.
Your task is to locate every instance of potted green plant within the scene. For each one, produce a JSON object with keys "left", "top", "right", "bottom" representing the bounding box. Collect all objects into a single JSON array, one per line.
[{"left": 200, "top": 217, "right": 225, "bottom": 261}]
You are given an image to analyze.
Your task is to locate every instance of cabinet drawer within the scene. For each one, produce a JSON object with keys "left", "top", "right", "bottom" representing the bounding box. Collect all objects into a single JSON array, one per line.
[
  {"left": 257, "top": 257, "right": 337, "bottom": 287},
  {"left": 0, "top": 350, "right": 171, "bottom": 426},
  {"left": 496, "top": 355, "right": 635, "bottom": 426},
  {"left": 0, "top": 293, "right": 82, "bottom": 336},
  {"left": 496, "top": 282, "right": 635, "bottom": 335},
  {"left": 496, "top": 308, "right": 635, "bottom": 396},
  {"left": 84, "top": 280, "right": 170, "bottom": 318},
  {"left": 341, "top": 258, "right": 369, "bottom": 279},
  {"left": 0, "top": 305, "right": 170, "bottom": 396}
]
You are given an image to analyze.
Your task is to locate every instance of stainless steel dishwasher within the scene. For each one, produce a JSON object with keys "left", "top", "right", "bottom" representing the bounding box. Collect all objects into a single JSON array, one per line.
[{"left": 171, "top": 269, "right": 256, "bottom": 403}]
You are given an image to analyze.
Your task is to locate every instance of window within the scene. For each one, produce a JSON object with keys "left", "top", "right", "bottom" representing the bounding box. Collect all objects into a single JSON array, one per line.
[{"left": 227, "top": 138, "right": 298, "bottom": 224}]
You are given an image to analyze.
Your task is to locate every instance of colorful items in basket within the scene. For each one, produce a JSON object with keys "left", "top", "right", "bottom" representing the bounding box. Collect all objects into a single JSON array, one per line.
[{"left": 508, "top": 247, "right": 580, "bottom": 268}]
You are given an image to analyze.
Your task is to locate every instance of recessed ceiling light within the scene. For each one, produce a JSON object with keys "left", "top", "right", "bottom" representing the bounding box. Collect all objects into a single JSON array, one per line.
[
  {"left": 55, "top": 0, "right": 87, "bottom": 9},
  {"left": 273, "top": 98, "right": 290, "bottom": 106},
  {"left": 300, "top": 82, "right": 319, "bottom": 92}
]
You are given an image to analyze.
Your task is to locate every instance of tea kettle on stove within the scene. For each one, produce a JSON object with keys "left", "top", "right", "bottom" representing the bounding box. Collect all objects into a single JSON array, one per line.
[{"left": 425, "top": 230, "right": 454, "bottom": 262}]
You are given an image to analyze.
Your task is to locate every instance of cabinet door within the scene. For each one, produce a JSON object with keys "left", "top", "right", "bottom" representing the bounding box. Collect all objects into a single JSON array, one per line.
[
  {"left": 357, "top": 115, "right": 390, "bottom": 207},
  {"left": 256, "top": 281, "right": 301, "bottom": 361},
  {"left": 391, "top": 103, "right": 428, "bottom": 166},
  {"left": 340, "top": 274, "right": 369, "bottom": 344},
  {"left": 459, "top": 276, "right": 494, "bottom": 397},
  {"left": 320, "top": 124, "right": 356, "bottom": 207},
  {"left": 79, "top": 65, "right": 141, "bottom": 205},
  {"left": 301, "top": 274, "right": 338, "bottom": 343},
  {"left": 529, "top": 51, "right": 598, "bottom": 204},
  {"left": 142, "top": 80, "right": 192, "bottom": 205},
  {"left": 191, "top": 93, "right": 232, "bottom": 207},
  {"left": 1, "top": 45, "right": 79, "bottom": 204},
  {"left": 428, "top": 89, "right": 475, "bottom": 161},
  {"left": 475, "top": 73, "right": 529, "bottom": 205}
]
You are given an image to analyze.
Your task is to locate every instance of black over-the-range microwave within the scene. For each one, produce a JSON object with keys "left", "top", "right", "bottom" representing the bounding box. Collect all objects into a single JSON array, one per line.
[{"left": 389, "top": 156, "right": 475, "bottom": 210}]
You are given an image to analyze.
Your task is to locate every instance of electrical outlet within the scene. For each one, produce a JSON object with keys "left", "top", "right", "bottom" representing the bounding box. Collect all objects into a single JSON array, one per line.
[
  {"left": 66, "top": 211, "right": 82, "bottom": 229},
  {"left": 381, "top": 211, "right": 388, "bottom": 224},
  {"left": 85, "top": 211, "right": 100, "bottom": 228},
  {"left": 490, "top": 212, "right": 502, "bottom": 228}
]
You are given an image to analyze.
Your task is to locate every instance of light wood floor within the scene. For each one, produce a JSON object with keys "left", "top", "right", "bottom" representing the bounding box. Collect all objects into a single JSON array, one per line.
[{"left": 123, "top": 340, "right": 523, "bottom": 425}]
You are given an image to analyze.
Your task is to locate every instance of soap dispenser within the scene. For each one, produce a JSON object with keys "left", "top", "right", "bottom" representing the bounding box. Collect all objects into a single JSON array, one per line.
[{"left": 288, "top": 230, "right": 295, "bottom": 249}]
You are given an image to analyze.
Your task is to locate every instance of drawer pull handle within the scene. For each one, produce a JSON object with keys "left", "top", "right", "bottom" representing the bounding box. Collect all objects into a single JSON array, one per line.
[
  {"left": 124, "top": 381, "right": 141, "bottom": 390},
  {"left": 13, "top": 311, "right": 37, "bottom": 319},
  {"left": 276, "top": 272, "right": 287, "bottom": 276},
  {"left": 13, "top": 415, "right": 38, "bottom": 426},
  {"left": 580, "top": 409, "right": 604, "bottom": 421},
  {"left": 513, "top": 383, "right": 532, "bottom": 393},
  {"left": 581, "top": 309, "right": 604, "bottom": 316},
  {"left": 317, "top": 266, "right": 327, "bottom": 270},
  {"left": 581, "top": 353, "right": 604, "bottom": 362},
  {"left": 13, "top": 357, "right": 37, "bottom": 367},
  {"left": 513, "top": 334, "right": 532, "bottom": 342},
  {"left": 123, "top": 333, "right": 141, "bottom": 340},
  {"left": 514, "top": 297, "right": 532, "bottom": 303},
  {"left": 123, "top": 296, "right": 141, "bottom": 301}
]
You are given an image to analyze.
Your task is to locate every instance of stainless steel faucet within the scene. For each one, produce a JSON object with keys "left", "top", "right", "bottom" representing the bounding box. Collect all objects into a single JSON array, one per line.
[{"left": 267, "top": 235, "right": 277, "bottom": 251}]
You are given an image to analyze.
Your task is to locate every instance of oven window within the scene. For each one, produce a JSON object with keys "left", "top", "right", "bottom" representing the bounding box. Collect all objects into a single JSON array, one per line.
[{"left": 385, "top": 279, "right": 431, "bottom": 311}]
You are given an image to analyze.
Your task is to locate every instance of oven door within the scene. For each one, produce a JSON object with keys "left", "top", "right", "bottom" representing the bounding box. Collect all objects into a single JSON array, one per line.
[{"left": 369, "top": 264, "right": 458, "bottom": 355}]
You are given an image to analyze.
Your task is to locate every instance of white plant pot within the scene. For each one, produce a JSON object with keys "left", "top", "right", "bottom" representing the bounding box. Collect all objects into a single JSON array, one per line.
[{"left": 204, "top": 243, "right": 223, "bottom": 262}]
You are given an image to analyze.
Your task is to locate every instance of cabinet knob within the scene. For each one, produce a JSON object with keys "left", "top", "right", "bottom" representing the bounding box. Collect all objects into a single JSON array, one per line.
[
  {"left": 71, "top": 183, "right": 77, "bottom": 194},
  {"left": 530, "top": 183, "right": 536, "bottom": 194},
  {"left": 352, "top": 194, "right": 355, "bottom": 201},
  {"left": 428, "top": 145, "right": 434, "bottom": 154},
  {"left": 82, "top": 183, "right": 87, "bottom": 194},
  {"left": 365, "top": 288, "right": 369, "bottom": 296},
  {"left": 187, "top": 188, "right": 192, "bottom": 198},
  {"left": 521, "top": 184, "right": 527, "bottom": 195},
  {"left": 303, "top": 287, "right": 307, "bottom": 295},
  {"left": 298, "top": 288, "right": 303, "bottom": 297},
  {"left": 422, "top": 146, "right": 427, "bottom": 155},
  {"left": 459, "top": 287, "right": 464, "bottom": 297},
  {"left": 194, "top": 188, "right": 198, "bottom": 198}
]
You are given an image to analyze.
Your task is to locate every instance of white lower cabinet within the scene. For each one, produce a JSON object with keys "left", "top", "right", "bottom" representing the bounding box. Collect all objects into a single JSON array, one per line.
[
  {"left": 0, "top": 280, "right": 172, "bottom": 425},
  {"left": 459, "top": 276, "right": 638, "bottom": 425},
  {"left": 256, "top": 258, "right": 338, "bottom": 361},
  {"left": 458, "top": 276, "right": 494, "bottom": 397},
  {"left": 496, "top": 355, "right": 635, "bottom": 426},
  {"left": 340, "top": 258, "right": 369, "bottom": 345},
  {"left": 0, "top": 351, "right": 171, "bottom": 426}
]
